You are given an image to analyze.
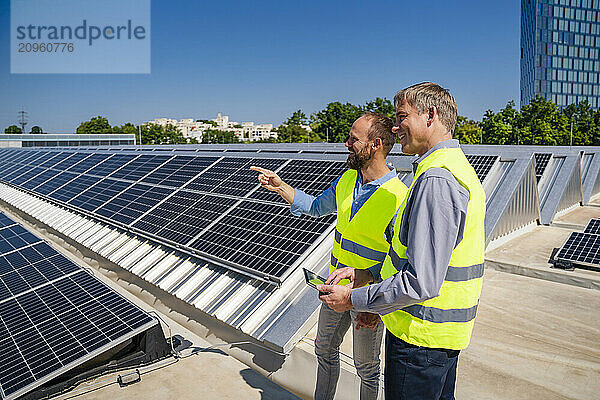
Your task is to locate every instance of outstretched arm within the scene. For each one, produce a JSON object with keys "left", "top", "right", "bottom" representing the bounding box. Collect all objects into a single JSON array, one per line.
[{"left": 250, "top": 166, "right": 295, "bottom": 205}]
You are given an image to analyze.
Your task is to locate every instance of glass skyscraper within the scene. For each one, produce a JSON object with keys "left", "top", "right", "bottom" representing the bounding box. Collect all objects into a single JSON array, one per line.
[{"left": 521, "top": 0, "right": 600, "bottom": 109}]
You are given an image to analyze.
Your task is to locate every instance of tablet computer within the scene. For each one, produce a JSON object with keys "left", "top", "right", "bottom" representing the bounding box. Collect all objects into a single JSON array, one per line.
[{"left": 303, "top": 268, "right": 329, "bottom": 294}]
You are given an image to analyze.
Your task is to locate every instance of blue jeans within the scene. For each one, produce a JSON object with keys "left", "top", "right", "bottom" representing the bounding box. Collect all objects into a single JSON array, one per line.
[
  {"left": 384, "top": 330, "right": 459, "bottom": 400},
  {"left": 314, "top": 303, "right": 384, "bottom": 400}
]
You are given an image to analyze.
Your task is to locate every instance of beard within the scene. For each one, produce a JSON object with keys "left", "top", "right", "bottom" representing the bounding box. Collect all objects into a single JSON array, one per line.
[{"left": 346, "top": 146, "right": 373, "bottom": 170}]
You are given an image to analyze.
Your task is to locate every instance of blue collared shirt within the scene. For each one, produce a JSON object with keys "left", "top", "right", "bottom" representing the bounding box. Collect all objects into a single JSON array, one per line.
[{"left": 290, "top": 167, "right": 398, "bottom": 219}]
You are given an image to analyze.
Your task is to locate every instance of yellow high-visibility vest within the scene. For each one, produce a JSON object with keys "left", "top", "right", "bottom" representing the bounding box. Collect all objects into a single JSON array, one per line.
[
  {"left": 380, "top": 147, "right": 486, "bottom": 350},
  {"left": 330, "top": 170, "right": 408, "bottom": 285}
]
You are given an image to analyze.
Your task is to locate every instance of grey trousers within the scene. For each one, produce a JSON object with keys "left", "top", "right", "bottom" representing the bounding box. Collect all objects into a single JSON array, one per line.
[{"left": 314, "top": 303, "right": 384, "bottom": 400}]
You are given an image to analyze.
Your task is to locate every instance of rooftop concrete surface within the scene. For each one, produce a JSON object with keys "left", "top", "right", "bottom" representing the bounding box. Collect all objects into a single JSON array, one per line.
[
  {"left": 552, "top": 205, "right": 600, "bottom": 229},
  {"left": 485, "top": 225, "right": 600, "bottom": 291}
]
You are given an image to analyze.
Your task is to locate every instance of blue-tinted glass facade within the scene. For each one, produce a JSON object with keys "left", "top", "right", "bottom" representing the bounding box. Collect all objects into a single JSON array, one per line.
[{"left": 521, "top": 0, "right": 600, "bottom": 109}]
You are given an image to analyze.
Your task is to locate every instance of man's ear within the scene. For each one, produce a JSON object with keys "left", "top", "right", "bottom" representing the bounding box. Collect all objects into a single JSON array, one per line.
[
  {"left": 427, "top": 106, "right": 437, "bottom": 127},
  {"left": 373, "top": 137, "right": 382, "bottom": 149}
]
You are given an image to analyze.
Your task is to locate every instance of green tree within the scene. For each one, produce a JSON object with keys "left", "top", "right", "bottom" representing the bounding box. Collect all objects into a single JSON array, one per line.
[
  {"left": 276, "top": 110, "right": 319, "bottom": 143},
  {"left": 29, "top": 126, "right": 44, "bottom": 134},
  {"left": 363, "top": 97, "right": 395, "bottom": 118},
  {"left": 480, "top": 101, "right": 520, "bottom": 144},
  {"left": 120, "top": 122, "right": 138, "bottom": 136},
  {"left": 310, "top": 102, "right": 363, "bottom": 142},
  {"left": 76, "top": 116, "right": 112, "bottom": 135},
  {"left": 519, "top": 96, "right": 569, "bottom": 145},
  {"left": 140, "top": 123, "right": 187, "bottom": 145},
  {"left": 563, "top": 100, "right": 595, "bottom": 145},
  {"left": 454, "top": 116, "right": 482, "bottom": 144},
  {"left": 200, "top": 129, "right": 240, "bottom": 144},
  {"left": 4, "top": 125, "right": 22, "bottom": 134}
]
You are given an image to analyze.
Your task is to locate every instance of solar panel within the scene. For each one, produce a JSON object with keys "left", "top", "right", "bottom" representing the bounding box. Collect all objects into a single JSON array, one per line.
[
  {"left": 52, "top": 153, "right": 91, "bottom": 171},
  {"left": 39, "top": 152, "right": 72, "bottom": 169},
  {"left": 583, "top": 218, "right": 600, "bottom": 235},
  {"left": 65, "top": 153, "right": 111, "bottom": 174},
  {"left": 48, "top": 175, "right": 102, "bottom": 203},
  {"left": 12, "top": 151, "right": 46, "bottom": 166},
  {"left": 85, "top": 154, "right": 137, "bottom": 177},
  {"left": 465, "top": 155, "right": 498, "bottom": 182},
  {"left": 0, "top": 225, "right": 42, "bottom": 254},
  {"left": 69, "top": 178, "right": 132, "bottom": 212},
  {"left": 534, "top": 153, "right": 552, "bottom": 182},
  {"left": 94, "top": 184, "right": 174, "bottom": 225},
  {"left": 33, "top": 172, "right": 78, "bottom": 195},
  {"left": 140, "top": 156, "right": 218, "bottom": 188},
  {"left": 2, "top": 165, "right": 32, "bottom": 182},
  {"left": 108, "top": 154, "right": 171, "bottom": 182},
  {"left": 21, "top": 169, "right": 62, "bottom": 190},
  {"left": 0, "top": 212, "right": 156, "bottom": 400},
  {"left": 189, "top": 200, "right": 335, "bottom": 279},
  {"left": 0, "top": 163, "right": 24, "bottom": 180},
  {"left": 248, "top": 159, "right": 347, "bottom": 202},
  {"left": 212, "top": 158, "right": 286, "bottom": 196},
  {"left": 555, "top": 231, "right": 600, "bottom": 268},
  {"left": 8, "top": 167, "right": 47, "bottom": 186},
  {"left": 24, "top": 151, "right": 59, "bottom": 167},
  {"left": 133, "top": 191, "right": 238, "bottom": 245},
  {"left": 185, "top": 157, "right": 248, "bottom": 193},
  {"left": 0, "top": 214, "right": 16, "bottom": 230}
]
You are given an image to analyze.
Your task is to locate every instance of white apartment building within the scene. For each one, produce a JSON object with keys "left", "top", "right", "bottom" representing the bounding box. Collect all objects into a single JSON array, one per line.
[{"left": 148, "top": 113, "right": 277, "bottom": 142}]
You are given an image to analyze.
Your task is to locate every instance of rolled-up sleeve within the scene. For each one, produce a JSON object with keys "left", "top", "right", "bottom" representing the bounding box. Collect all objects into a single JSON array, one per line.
[
  {"left": 351, "top": 168, "right": 469, "bottom": 315},
  {"left": 290, "top": 176, "right": 341, "bottom": 217}
]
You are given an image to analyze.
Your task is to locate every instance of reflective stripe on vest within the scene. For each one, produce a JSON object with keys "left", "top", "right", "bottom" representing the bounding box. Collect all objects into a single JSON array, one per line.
[
  {"left": 330, "top": 169, "right": 408, "bottom": 278},
  {"left": 380, "top": 147, "right": 486, "bottom": 350},
  {"left": 387, "top": 247, "right": 484, "bottom": 282}
]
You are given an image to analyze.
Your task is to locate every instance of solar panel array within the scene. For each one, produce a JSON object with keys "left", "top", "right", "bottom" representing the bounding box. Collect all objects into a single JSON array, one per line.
[
  {"left": 0, "top": 148, "right": 343, "bottom": 282},
  {"left": 465, "top": 155, "right": 498, "bottom": 182},
  {"left": 534, "top": 153, "right": 553, "bottom": 182},
  {"left": 0, "top": 212, "right": 156, "bottom": 400},
  {"left": 583, "top": 218, "right": 600, "bottom": 234}
]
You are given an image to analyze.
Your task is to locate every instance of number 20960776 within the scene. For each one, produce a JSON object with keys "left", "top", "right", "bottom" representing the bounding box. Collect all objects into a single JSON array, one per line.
[{"left": 18, "top": 42, "right": 74, "bottom": 52}]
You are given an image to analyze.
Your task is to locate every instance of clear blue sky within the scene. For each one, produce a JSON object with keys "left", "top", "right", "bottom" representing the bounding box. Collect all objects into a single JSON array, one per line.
[{"left": 0, "top": 0, "right": 520, "bottom": 133}]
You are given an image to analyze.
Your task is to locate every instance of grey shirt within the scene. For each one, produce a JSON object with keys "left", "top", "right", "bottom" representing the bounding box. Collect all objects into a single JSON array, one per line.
[{"left": 351, "top": 139, "right": 471, "bottom": 315}]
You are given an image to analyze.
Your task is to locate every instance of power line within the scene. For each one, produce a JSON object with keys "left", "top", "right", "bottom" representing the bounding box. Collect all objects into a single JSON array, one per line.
[{"left": 18, "top": 107, "right": 28, "bottom": 133}]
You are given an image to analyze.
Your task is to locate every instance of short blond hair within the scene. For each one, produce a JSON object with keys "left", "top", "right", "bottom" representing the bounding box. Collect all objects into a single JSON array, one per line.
[{"left": 394, "top": 82, "right": 458, "bottom": 134}]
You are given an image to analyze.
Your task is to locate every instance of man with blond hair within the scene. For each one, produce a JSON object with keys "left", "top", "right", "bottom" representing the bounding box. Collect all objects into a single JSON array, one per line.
[{"left": 321, "top": 82, "right": 486, "bottom": 400}]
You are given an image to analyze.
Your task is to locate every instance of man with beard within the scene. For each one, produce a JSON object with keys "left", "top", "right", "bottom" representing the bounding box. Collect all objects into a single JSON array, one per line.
[{"left": 251, "top": 112, "right": 407, "bottom": 400}]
